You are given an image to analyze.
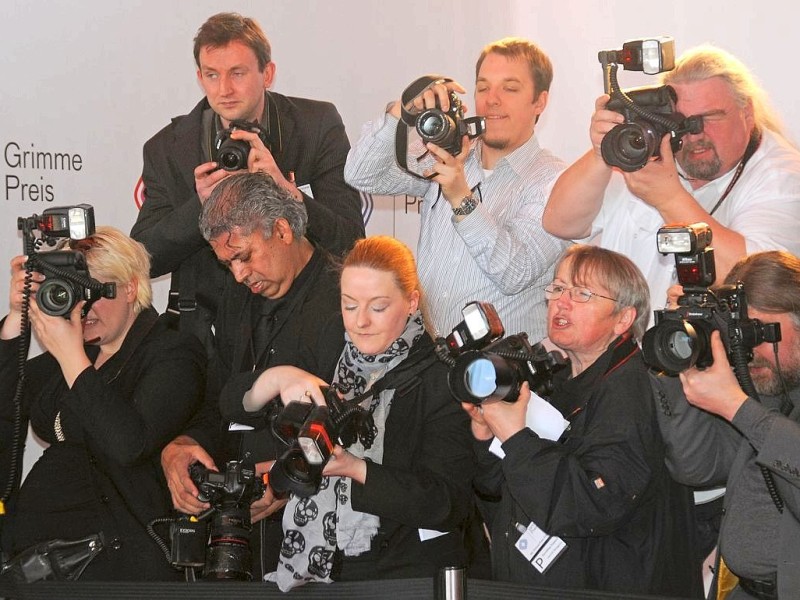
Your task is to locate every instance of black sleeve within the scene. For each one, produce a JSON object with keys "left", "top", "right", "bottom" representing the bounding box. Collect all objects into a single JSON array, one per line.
[
  {"left": 131, "top": 129, "right": 206, "bottom": 277},
  {"left": 295, "top": 102, "right": 364, "bottom": 257},
  {"left": 66, "top": 332, "right": 207, "bottom": 467},
  {"left": 500, "top": 369, "right": 663, "bottom": 538},
  {"left": 351, "top": 366, "right": 477, "bottom": 532}
]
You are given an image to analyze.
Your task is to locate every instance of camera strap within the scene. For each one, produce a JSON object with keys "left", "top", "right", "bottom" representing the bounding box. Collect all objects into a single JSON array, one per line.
[
  {"left": 395, "top": 75, "right": 453, "bottom": 180},
  {"left": 707, "top": 129, "right": 761, "bottom": 216}
]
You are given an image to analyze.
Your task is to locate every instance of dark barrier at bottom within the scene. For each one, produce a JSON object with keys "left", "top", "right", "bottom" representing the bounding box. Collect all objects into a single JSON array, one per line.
[{"left": 0, "top": 577, "right": 695, "bottom": 600}]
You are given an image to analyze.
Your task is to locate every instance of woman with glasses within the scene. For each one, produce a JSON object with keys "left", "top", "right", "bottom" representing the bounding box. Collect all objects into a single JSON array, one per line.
[
  {"left": 462, "top": 244, "right": 700, "bottom": 596},
  {"left": 0, "top": 227, "right": 206, "bottom": 580}
]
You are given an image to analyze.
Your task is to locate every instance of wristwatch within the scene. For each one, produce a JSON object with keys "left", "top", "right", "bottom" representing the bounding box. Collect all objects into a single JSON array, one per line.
[{"left": 452, "top": 193, "right": 479, "bottom": 216}]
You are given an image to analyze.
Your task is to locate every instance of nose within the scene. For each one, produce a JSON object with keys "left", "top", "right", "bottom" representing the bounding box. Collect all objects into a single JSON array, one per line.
[
  {"left": 555, "top": 290, "right": 574, "bottom": 308},
  {"left": 218, "top": 72, "right": 233, "bottom": 96},
  {"left": 229, "top": 261, "right": 248, "bottom": 284},
  {"left": 355, "top": 308, "right": 370, "bottom": 329}
]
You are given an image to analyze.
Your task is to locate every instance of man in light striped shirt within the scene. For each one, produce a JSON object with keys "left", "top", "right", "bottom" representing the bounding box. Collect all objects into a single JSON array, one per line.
[{"left": 345, "top": 37, "right": 567, "bottom": 341}]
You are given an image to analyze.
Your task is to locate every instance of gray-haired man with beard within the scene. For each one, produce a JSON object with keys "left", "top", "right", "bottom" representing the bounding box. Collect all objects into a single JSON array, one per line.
[
  {"left": 543, "top": 45, "right": 800, "bottom": 313},
  {"left": 653, "top": 251, "right": 800, "bottom": 599}
]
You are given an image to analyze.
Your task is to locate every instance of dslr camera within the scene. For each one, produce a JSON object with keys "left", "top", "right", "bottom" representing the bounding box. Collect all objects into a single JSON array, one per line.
[
  {"left": 212, "top": 119, "right": 271, "bottom": 171},
  {"left": 17, "top": 205, "right": 116, "bottom": 317},
  {"left": 642, "top": 223, "right": 781, "bottom": 375},
  {"left": 415, "top": 89, "right": 486, "bottom": 156},
  {"left": 598, "top": 37, "right": 703, "bottom": 172},
  {"left": 167, "top": 461, "right": 266, "bottom": 580},
  {"left": 440, "top": 302, "right": 568, "bottom": 404},
  {"left": 268, "top": 385, "right": 377, "bottom": 498}
]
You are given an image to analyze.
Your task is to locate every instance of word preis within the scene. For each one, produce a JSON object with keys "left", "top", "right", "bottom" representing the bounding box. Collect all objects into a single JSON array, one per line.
[{"left": 4, "top": 141, "right": 83, "bottom": 202}]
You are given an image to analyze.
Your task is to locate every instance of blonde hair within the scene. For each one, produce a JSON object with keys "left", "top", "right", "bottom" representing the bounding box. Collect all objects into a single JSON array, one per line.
[{"left": 73, "top": 226, "right": 152, "bottom": 314}]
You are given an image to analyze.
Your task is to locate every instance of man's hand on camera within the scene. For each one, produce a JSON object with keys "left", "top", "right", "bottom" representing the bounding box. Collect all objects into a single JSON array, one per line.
[
  {"left": 621, "top": 135, "right": 686, "bottom": 212},
  {"left": 161, "top": 435, "right": 215, "bottom": 514},
  {"left": 388, "top": 79, "right": 468, "bottom": 119},
  {"left": 423, "top": 136, "right": 471, "bottom": 207},
  {"left": 590, "top": 94, "right": 624, "bottom": 160},
  {"left": 194, "top": 161, "right": 229, "bottom": 204},
  {"left": 251, "top": 460, "right": 288, "bottom": 523},
  {"left": 679, "top": 331, "right": 748, "bottom": 422},
  {"left": 226, "top": 130, "right": 303, "bottom": 201}
]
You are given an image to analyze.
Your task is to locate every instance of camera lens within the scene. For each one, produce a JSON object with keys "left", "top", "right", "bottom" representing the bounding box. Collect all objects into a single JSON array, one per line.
[
  {"left": 464, "top": 358, "right": 498, "bottom": 399},
  {"left": 37, "top": 279, "right": 77, "bottom": 317},
  {"left": 216, "top": 139, "right": 250, "bottom": 171},
  {"left": 450, "top": 352, "right": 522, "bottom": 404},
  {"left": 268, "top": 446, "right": 323, "bottom": 498},
  {"left": 416, "top": 109, "right": 454, "bottom": 145},
  {"left": 641, "top": 319, "right": 713, "bottom": 375},
  {"left": 601, "top": 121, "right": 659, "bottom": 172}
]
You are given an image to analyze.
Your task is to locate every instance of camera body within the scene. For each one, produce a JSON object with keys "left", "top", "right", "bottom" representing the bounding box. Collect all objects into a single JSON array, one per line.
[
  {"left": 598, "top": 37, "right": 703, "bottom": 172},
  {"left": 415, "top": 91, "right": 485, "bottom": 157},
  {"left": 641, "top": 223, "right": 781, "bottom": 375},
  {"left": 443, "top": 302, "right": 568, "bottom": 404},
  {"left": 177, "top": 461, "right": 266, "bottom": 580},
  {"left": 212, "top": 120, "right": 271, "bottom": 171},
  {"left": 17, "top": 205, "right": 116, "bottom": 317},
  {"left": 268, "top": 386, "right": 376, "bottom": 498}
]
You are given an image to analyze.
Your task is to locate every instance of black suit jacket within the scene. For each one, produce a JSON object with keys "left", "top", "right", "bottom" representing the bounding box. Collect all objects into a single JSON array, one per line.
[{"left": 130, "top": 93, "right": 364, "bottom": 348}]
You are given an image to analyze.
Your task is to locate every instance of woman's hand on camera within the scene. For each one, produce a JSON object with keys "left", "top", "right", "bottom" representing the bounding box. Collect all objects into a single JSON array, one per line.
[
  {"left": 30, "top": 301, "right": 90, "bottom": 387},
  {"left": 322, "top": 446, "right": 367, "bottom": 484},
  {"left": 244, "top": 365, "right": 328, "bottom": 412},
  {"left": 461, "top": 402, "right": 494, "bottom": 441},
  {"left": 478, "top": 382, "right": 531, "bottom": 443}
]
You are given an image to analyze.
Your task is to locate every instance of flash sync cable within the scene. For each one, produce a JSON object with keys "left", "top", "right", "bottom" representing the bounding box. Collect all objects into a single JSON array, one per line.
[{"left": 0, "top": 241, "right": 42, "bottom": 511}]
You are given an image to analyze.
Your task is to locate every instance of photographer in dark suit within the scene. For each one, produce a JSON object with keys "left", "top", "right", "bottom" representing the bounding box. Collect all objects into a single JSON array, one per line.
[
  {"left": 653, "top": 250, "right": 800, "bottom": 600},
  {"left": 160, "top": 172, "right": 345, "bottom": 579},
  {"left": 131, "top": 12, "right": 363, "bottom": 352}
]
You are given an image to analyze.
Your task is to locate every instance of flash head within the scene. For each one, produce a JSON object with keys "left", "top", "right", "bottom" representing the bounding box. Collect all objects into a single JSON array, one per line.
[
  {"left": 598, "top": 37, "right": 675, "bottom": 74},
  {"left": 657, "top": 222, "right": 713, "bottom": 255}
]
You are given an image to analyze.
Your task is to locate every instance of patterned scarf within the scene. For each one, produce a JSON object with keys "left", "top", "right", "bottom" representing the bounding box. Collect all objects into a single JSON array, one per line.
[{"left": 273, "top": 312, "right": 425, "bottom": 591}]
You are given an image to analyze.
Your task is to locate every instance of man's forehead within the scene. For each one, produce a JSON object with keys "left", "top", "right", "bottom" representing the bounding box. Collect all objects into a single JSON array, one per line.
[{"left": 210, "top": 227, "right": 260, "bottom": 255}]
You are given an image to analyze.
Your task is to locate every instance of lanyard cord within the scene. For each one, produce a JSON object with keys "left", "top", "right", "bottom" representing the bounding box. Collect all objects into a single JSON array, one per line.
[{"left": 707, "top": 130, "right": 762, "bottom": 216}]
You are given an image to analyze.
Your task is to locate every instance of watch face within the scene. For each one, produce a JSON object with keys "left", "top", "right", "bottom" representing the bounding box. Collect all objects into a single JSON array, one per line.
[{"left": 454, "top": 194, "right": 478, "bottom": 216}]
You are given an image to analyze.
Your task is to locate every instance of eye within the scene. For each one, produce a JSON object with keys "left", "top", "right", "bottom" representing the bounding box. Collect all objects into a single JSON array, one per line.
[
  {"left": 550, "top": 284, "right": 565, "bottom": 293},
  {"left": 371, "top": 305, "right": 388, "bottom": 313},
  {"left": 575, "top": 288, "right": 593, "bottom": 302}
]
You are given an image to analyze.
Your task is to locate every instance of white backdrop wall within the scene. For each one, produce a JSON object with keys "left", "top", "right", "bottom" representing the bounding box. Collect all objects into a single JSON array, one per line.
[{"left": 4, "top": 0, "right": 800, "bottom": 474}]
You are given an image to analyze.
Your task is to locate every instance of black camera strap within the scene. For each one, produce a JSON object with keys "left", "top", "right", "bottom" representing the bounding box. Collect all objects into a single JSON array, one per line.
[
  {"left": 707, "top": 129, "right": 762, "bottom": 216},
  {"left": 347, "top": 340, "right": 441, "bottom": 409},
  {"left": 395, "top": 75, "right": 453, "bottom": 180}
]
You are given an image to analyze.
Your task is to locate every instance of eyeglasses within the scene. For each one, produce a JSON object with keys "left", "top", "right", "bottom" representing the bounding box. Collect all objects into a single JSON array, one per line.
[{"left": 544, "top": 283, "right": 618, "bottom": 304}]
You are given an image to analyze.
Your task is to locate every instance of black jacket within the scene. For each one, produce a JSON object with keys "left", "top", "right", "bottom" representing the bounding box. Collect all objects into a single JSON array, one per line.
[
  {"left": 0, "top": 309, "right": 206, "bottom": 580},
  {"left": 130, "top": 93, "right": 364, "bottom": 348},
  {"left": 221, "top": 333, "right": 477, "bottom": 580},
  {"left": 475, "top": 335, "right": 700, "bottom": 596}
]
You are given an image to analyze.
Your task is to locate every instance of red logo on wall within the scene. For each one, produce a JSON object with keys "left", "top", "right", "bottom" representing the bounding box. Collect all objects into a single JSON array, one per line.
[{"left": 134, "top": 176, "right": 145, "bottom": 210}]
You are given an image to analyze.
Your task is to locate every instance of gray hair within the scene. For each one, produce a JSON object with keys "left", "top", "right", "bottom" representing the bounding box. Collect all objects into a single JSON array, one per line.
[
  {"left": 662, "top": 44, "right": 785, "bottom": 137},
  {"left": 199, "top": 172, "right": 307, "bottom": 242},
  {"left": 555, "top": 245, "right": 651, "bottom": 341}
]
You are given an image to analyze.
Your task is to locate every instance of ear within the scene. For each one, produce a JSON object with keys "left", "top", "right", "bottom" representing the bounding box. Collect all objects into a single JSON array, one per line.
[
  {"left": 612, "top": 306, "right": 636, "bottom": 336},
  {"left": 263, "top": 61, "right": 276, "bottom": 89},
  {"left": 273, "top": 218, "right": 294, "bottom": 244},
  {"left": 532, "top": 89, "right": 549, "bottom": 116},
  {"left": 743, "top": 97, "right": 755, "bottom": 130},
  {"left": 124, "top": 279, "right": 138, "bottom": 303},
  {"left": 407, "top": 289, "right": 420, "bottom": 314}
]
